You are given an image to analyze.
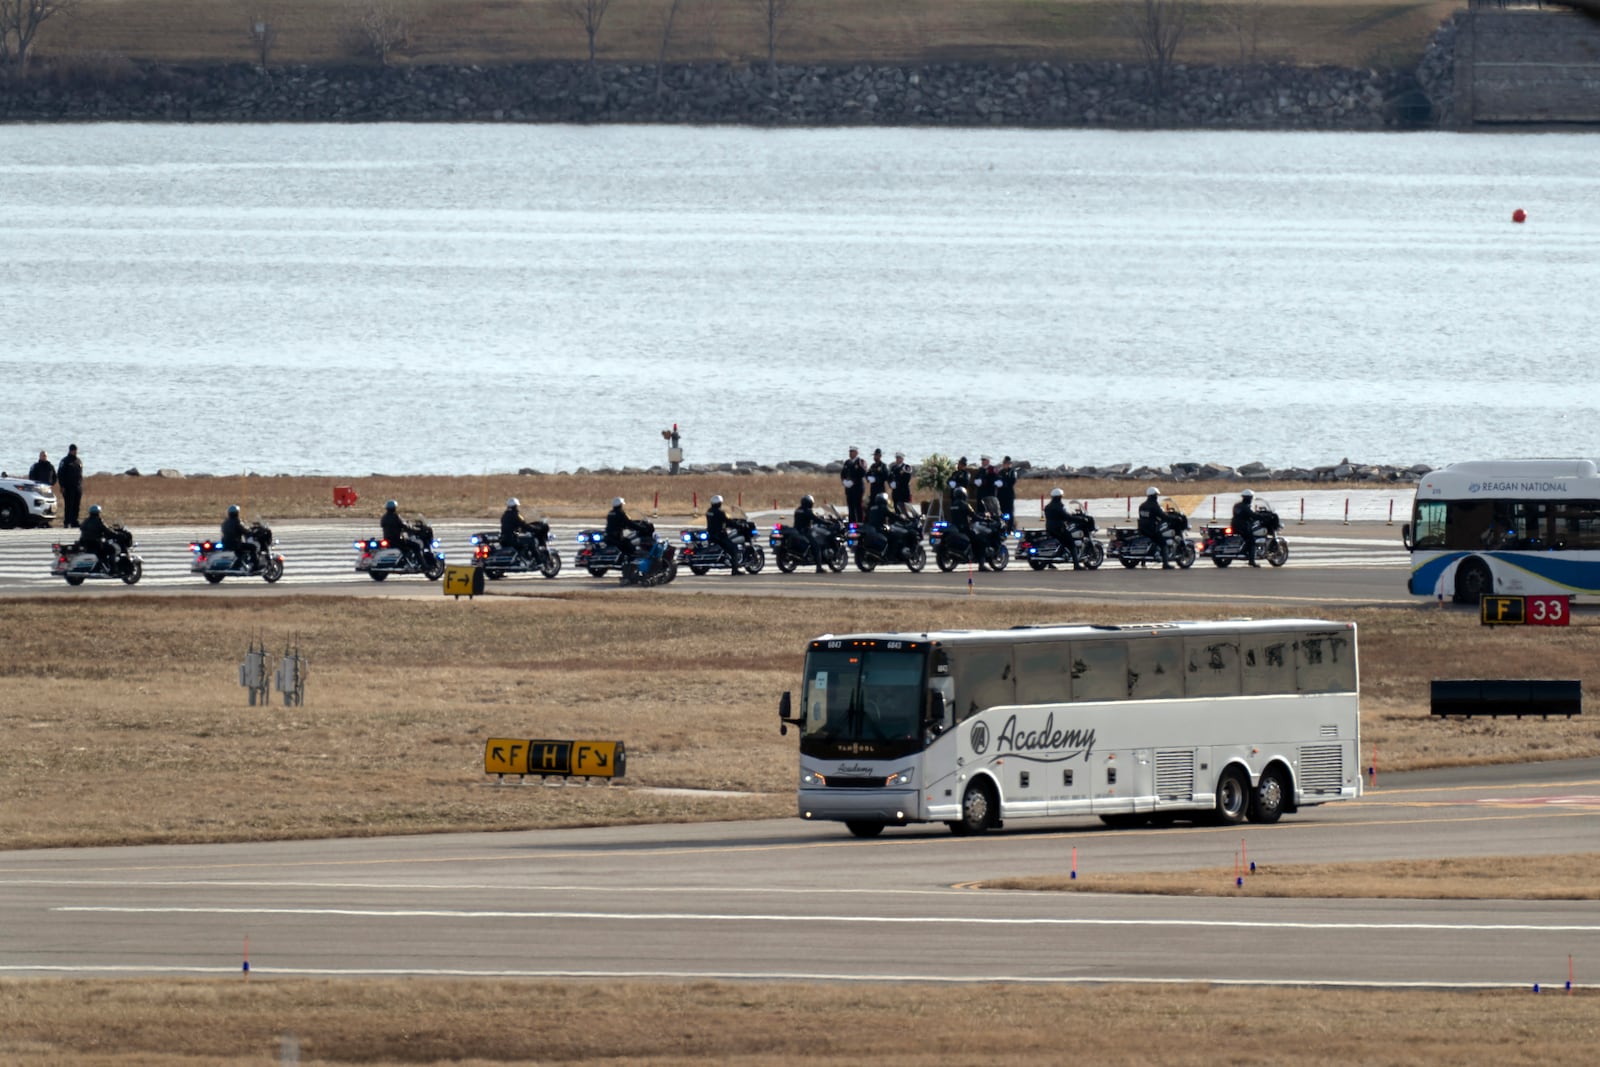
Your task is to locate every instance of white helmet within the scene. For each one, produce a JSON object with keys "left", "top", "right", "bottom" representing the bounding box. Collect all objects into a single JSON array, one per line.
[
  {"left": 1241, "top": 489, "right": 1254, "bottom": 499},
  {"left": 710, "top": 494, "right": 723, "bottom": 506},
  {"left": 1050, "top": 488, "right": 1064, "bottom": 499},
  {"left": 507, "top": 497, "right": 520, "bottom": 508},
  {"left": 1146, "top": 486, "right": 1159, "bottom": 497},
  {"left": 612, "top": 497, "right": 625, "bottom": 508}
]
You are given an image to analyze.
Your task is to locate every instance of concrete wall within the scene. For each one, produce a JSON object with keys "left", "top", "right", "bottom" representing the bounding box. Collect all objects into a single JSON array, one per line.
[{"left": 1455, "top": 9, "right": 1600, "bottom": 124}]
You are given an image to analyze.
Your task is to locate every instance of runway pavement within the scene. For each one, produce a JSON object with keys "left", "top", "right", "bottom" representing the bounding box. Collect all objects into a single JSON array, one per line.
[
  {"left": 0, "top": 517, "right": 1414, "bottom": 606},
  {"left": 1, "top": 759, "right": 1595, "bottom": 988}
]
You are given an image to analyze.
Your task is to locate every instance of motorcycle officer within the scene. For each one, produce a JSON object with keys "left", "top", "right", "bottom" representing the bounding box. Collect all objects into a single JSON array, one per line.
[
  {"left": 1138, "top": 486, "right": 1175, "bottom": 569},
  {"left": 1233, "top": 488, "right": 1261, "bottom": 567},
  {"left": 500, "top": 497, "right": 542, "bottom": 561},
  {"left": 861, "top": 492, "right": 893, "bottom": 561},
  {"left": 605, "top": 497, "right": 643, "bottom": 561},
  {"left": 78, "top": 504, "right": 119, "bottom": 570},
  {"left": 790, "top": 494, "right": 828, "bottom": 574},
  {"left": 381, "top": 499, "right": 423, "bottom": 570},
  {"left": 946, "top": 486, "right": 982, "bottom": 567},
  {"left": 706, "top": 494, "right": 743, "bottom": 576},
  {"left": 1044, "top": 488, "right": 1082, "bottom": 570},
  {"left": 221, "top": 504, "right": 257, "bottom": 572}
]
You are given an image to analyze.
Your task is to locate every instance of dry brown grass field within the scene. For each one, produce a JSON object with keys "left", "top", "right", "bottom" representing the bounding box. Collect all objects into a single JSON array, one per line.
[
  {"left": 0, "top": 978, "right": 1594, "bottom": 1065},
  {"left": 2, "top": 594, "right": 1597, "bottom": 851},
  {"left": 41, "top": 0, "right": 1461, "bottom": 73},
  {"left": 74, "top": 470, "right": 1391, "bottom": 525}
]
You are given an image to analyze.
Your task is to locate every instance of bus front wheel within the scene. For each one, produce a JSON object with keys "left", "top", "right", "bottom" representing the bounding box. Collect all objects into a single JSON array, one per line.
[
  {"left": 1454, "top": 557, "right": 1493, "bottom": 604},
  {"left": 950, "top": 781, "right": 997, "bottom": 835},
  {"left": 1212, "top": 767, "right": 1249, "bottom": 826}
]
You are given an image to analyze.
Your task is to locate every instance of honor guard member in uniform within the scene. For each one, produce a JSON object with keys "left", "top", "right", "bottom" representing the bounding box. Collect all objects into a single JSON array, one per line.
[
  {"left": 840, "top": 446, "right": 867, "bottom": 523},
  {"left": 1044, "top": 488, "right": 1082, "bottom": 569},
  {"left": 996, "top": 456, "right": 1018, "bottom": 531},
  {"left": 947, "top": 457, "right": 974, "bottom": 505},
  {"left": 791, "top": 494, "right": 828, "bottom": 573},
  {"left": 1138, "top": 486, "right": 1174, "bottom": 569},
  {"left": 221, "top": 504, "right": 257, "bottom": 571},
  {"left": 1232, "top": 488, "right": 1261, "bottom": 567},
  {"left": 865, "top": 449, "right": 889, "bottom": 504},
  {"left": 605, "top": 497, "right": 642, "bottom": 561},
  {"left": 888, "top": 451, "right": 914, "bottom": 510},
  {"left": 706, "top": 494, "right": 743, "bottom": 575},
  {"left": 58, "top": 444, "right": 84, "bottom": 527}
]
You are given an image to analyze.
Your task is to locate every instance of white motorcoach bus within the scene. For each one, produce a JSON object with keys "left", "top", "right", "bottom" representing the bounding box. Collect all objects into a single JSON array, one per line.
[
  {"left": 1404, "top": 459, "right": 1600, "bottom": 603},
  {"left": 777, "top": 619, "right": 1361, "bottom": 837}
]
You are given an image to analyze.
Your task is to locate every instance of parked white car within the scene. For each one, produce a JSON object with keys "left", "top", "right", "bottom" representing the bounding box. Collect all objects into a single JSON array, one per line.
[{"left": 0, "top": 476, "right": 59, "bottom": 528}]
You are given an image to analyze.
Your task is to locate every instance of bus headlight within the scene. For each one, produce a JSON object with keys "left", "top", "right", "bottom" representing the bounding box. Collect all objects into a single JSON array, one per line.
[
  {"left": 886, "top": 768, "right": 913, "bottom": 787},
  {"left": 801, "top": 770, "right": 826, "bottom": 787}
]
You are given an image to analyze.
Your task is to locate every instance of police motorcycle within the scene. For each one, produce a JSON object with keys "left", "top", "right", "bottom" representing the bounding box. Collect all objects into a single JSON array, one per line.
[
  {"left": 769, "top": 503, "right": 849, "bottom": 574},
  {"left": 353, "top": 517, "right": 446, "bottom": 581},
  {"left": 1107, "top": 504, "right": 1197, "bottom": 569},
  {"left": 189, "top": 523, "right": 284, "bottom": 584},
  {"left": 1201, "top": 501, "right": 1290, "bottom": 568},
  {"left": 618, "top": 519, "right": 678, "bottom": 587},
  {"left": 51, "top": 526, "right": 143, "bottom": 586},
  {"left": 1017, "top": 507, "right": 1105, "bottom": 571},
  {"left": 848, "top": 503, "right": 927, "bottom": 573},
  {"left": 930, "top": 496, "right": 1011, "bottom": 572},
  {"left": 469, "top": 510, "right": 562, "bottom": 580},
  {"left": 679, "top": 505, "right": 765, "bottom": 576}
]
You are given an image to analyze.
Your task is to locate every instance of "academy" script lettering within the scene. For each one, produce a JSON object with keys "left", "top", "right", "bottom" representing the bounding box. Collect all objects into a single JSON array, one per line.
[{"left": 994, "top": 713, "right": 1095, "bottom": 760}]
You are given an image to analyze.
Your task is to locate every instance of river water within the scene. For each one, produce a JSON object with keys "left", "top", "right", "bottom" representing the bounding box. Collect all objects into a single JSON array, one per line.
[{"left": 1, "top": 124, "right": 1597, "bottom": 476}]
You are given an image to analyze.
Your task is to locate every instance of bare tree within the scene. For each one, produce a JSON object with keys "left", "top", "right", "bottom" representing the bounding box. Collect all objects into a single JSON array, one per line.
[
  {"left": 1210, "top": 0, "right": 1265, "bottom": 64},
  {"left": 345, "top": 0, "right": 415, "bottom": 66},
  {"left": 1118, "top": 0, "right": 1192, "bottom": 103},
  {"left": 0, "top": 0, "right": 80, "bottom": 71},
  {"left": 247, "top": 12, "right": 280, "bottom": 70},
  {"left": 758, "top": 0, "right": 795, "bottom": 91},
  {"left": 561, "top": 0, "right": 614, "bottom": 66},
  {"left": 656, "top": 0, "right": 685, "bottom": 94}
]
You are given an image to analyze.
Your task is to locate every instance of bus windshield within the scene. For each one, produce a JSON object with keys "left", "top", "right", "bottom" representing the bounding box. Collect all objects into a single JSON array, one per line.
[{"left": 801, "top": 646, "right": 926, "bottom": 757}]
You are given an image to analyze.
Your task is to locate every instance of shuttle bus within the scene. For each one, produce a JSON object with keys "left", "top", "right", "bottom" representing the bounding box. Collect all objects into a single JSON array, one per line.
[
  {"left": 1404, "top": 459, "right": 1600, "bottom": 603},
  {"left": 777, "top": 619, "right": 1360, "bottom": 837}
]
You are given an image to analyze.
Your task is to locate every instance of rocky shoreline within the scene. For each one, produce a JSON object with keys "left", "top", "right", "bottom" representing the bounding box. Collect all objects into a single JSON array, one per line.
[
  {"left": 108, "top": 460, "right": 1430, "bottom": 482},
  {"left": 2, "top": 54, "right": 1437, "bottom": 128}
]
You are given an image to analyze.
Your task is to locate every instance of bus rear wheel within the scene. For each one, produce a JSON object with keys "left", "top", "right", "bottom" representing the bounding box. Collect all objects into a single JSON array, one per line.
[
  {"left": 949, "top": 780, "right": 997, "bottom": 835},
  {"left": 1212, "top": 767, "right": 1249, "bottom": 826},
  {"left": 845, "top": 820, "right": 885, "bottom": 838},
  {"left": 1454, "top": 556, "right": 1493, "bottom": 604},
  {"left": 1249, "top": 766, "right": 1289, "bottom": 824}
]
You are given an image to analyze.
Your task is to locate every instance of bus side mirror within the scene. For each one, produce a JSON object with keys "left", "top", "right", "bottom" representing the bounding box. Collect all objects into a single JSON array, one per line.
[
  {"left": 778, "top": 690, "right": 799, "bottom": 735},
  {"left": 1401, "top": 523, "right": 1412, "bottom": 550},
  {"left": 926, "top": 691, "right": 948, "bottom": 736}
]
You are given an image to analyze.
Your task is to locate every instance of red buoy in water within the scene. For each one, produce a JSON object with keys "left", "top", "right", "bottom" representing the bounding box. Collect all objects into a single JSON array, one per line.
[{"left": 1512, "top": 209, "right": 1527, "bottom": 223}]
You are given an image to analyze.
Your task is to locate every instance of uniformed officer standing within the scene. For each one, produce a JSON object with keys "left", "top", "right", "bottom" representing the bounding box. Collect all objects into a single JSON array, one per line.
[
  {"left": 865, "top": 449, "right": 889, "bottom": 504},
  {"left": 996, "top": 456, "right": 1018, "bottom": 531},
  {"left": 840, "top": 446, "right": 868, "bottom": 523},
  {"left": 888, "top": 452, "right": 914, "bottom": 510}
]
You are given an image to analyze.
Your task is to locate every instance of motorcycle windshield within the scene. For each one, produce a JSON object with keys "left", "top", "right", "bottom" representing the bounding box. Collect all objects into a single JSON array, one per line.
[{"left": 799, "top": 645, "right": 928, "bottom": 760}]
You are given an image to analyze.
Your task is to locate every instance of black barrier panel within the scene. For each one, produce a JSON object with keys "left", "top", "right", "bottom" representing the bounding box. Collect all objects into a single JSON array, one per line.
[{"left": 1430, "top": 679, "right": 1582, "bottom": 719}]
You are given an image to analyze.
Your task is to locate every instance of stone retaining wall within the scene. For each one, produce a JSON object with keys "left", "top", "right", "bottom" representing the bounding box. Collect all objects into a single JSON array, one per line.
[{"left": 1, "top": 57, "right": 1425, "bottom": 128}]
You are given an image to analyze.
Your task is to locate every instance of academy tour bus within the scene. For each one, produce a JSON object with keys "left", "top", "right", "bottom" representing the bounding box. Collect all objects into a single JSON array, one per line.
[
  {"left": 1404, "top": 459, "right": 1600, "bottom": 603},
  {"left": 777, "top": 619, "right": 1360, "bottom": 838}
]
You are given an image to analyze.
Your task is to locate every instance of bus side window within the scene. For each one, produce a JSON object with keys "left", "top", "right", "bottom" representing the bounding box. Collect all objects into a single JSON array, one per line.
[
  {"left": 1015, "top": 642, "right": 1072, "bottom": 705},
  {"left": 1241, "top": 635, "right": 1294, "bottom": 696},
  {"left": 1184, "top": 637, "right": 1240, "bottom": 697},
  {"left": 1296, "top": 632, "right": 1355, "bottom": 692},
  {"left": 1127, "top": 638, "right": 1182, "bottom": 699},
  {"left": 950, "top": 646, "right": 1015, "bottom": 721},
  {"left": 1070, "top": 641, "right": 1126, "bottom": 702}
]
